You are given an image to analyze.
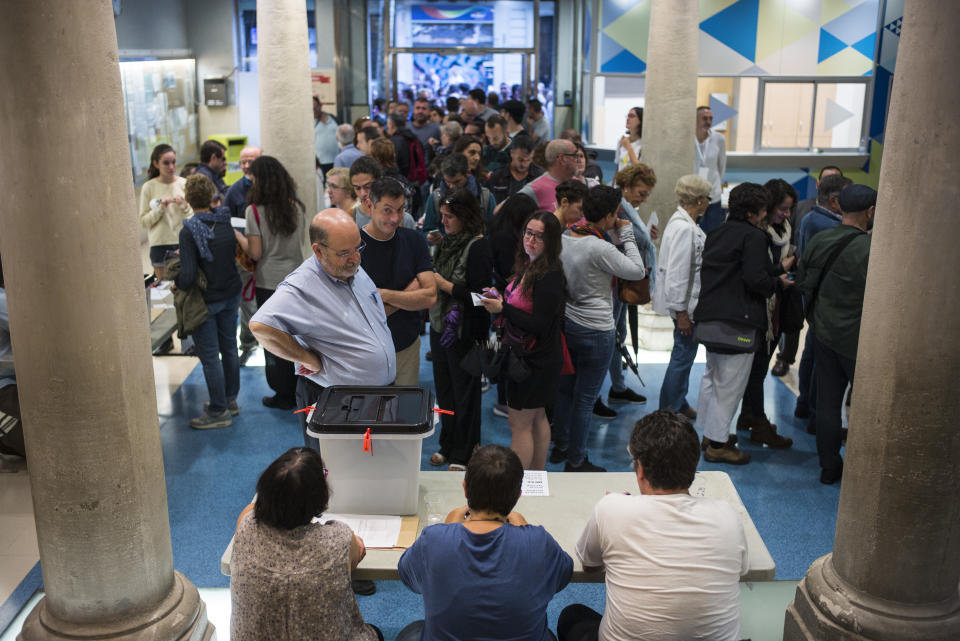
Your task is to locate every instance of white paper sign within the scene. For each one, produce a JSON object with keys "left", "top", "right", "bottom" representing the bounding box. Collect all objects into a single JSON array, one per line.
[
  {"left": 521, "top": 470, "right": 549, "bottom": 497},
  {"left": 316, "top": 513, "right": 402, "bottom": 549}
]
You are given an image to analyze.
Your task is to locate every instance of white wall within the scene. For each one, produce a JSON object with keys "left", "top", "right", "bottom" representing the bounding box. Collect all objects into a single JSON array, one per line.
[
  {"left": 114, "top": 0, "right": 188, "bottom": 51},
  {"left": 184, "top": 0, "right": 241, "bottom": 139}
]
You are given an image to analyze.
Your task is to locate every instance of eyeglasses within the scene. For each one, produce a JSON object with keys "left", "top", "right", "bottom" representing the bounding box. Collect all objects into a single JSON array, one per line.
[
  {"left": 523, "top": 229, "right": 545, "bottom": 242},
  {"left": 320, "top": 241, "right": 366, "bottom": 259}
]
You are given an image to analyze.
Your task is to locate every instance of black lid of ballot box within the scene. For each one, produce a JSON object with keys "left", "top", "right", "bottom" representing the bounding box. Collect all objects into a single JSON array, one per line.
[{"left": 308, "top": 386, "right": 434, "bottom": 435}]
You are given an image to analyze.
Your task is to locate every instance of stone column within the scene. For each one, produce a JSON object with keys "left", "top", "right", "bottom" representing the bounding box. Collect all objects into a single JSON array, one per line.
[
  {"left": 258, "top": 0, "right": 318, "bottom": 257},
  {"left": 784, "top": 2, "right": 960, "bottom": 640},
  {"left": 637, "top": 0, "right": 698, "bottom": 230},
  {"left": 0, "top": 3, "right": 212, "bottom": 641}
]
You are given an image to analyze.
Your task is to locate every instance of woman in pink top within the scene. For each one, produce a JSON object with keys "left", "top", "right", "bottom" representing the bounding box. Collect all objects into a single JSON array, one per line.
[{"left": 481, "top": 212, "right": 566, "bottom": 469}]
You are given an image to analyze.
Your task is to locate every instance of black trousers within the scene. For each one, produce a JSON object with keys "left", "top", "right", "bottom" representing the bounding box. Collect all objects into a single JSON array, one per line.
[
  {"left": 777, "top": 329, "right": 801, "bottom": 364},
  {"left": 814, "top": 337, "right": 855, "bottom": 474},
  {"left": 741, "top": 335, "right": 777, "bottom": 419},
  {"left": 430, "top": 330, "right": 482, "bottom": 465},
  {"left": 557, "top": 604, "right": 602, "bottom": 641},
  {"left": 256, "top": 288, "right": 298, "bottom": 404},
  {"left": 296, "top": 376, "right": 325, "bottom": 449}
]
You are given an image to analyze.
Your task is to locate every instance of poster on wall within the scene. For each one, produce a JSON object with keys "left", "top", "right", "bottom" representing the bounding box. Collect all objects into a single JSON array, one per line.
[
  {"left": 311, "top": 70, "right": 337, "bottom": 108},
  {"left": 409, "top": 5, "right": 494, "bottom": 47}
]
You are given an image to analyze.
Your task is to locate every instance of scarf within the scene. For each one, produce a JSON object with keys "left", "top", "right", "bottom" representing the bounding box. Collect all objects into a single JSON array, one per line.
[
  {"left": 183, "top": 207, "right": 231, "bottom": 262},
  {"left": 433, "top": 231, "right": 476, "bottom": 280},
  {"left": 567, "top": 220, "right": 606, "bottom": 239}
]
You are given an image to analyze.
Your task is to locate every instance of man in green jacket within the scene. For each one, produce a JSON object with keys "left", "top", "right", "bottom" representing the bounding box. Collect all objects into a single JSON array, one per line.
[{"left": 796, "top": 184, "right": 876, "bottom": 485}]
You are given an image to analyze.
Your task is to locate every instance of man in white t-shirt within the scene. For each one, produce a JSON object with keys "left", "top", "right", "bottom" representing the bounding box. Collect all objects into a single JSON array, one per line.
[{"left": 561, "top": 410, "right": 748, "bottom": 641}]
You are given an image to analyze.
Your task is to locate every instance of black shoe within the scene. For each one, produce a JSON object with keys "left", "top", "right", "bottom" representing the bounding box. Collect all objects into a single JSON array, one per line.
[
  {"left": 820, "top": 465, "right": 843, "bottom": 485},
  {"left": 238, "top": 346, "right": 257, "bottom": 367},
  {"left": 806, "top": 418, "right": 817, "bottom": 435},
  {"left": 262, "top": 395, "right": 296, "bottom": 410},
  {"left": 592, "top": 398, "right": 617, "bottom": 419},
  {"left": 549, "top": 445, "right": 568, "bottom": 464},
  {"left": 608, "top": 388, "right": 647, "bottom": 404},
  {"left": 794, "top": 402, "right": 810, "bottom": 419},
  {"left": 771, "top": 359, "right": 790, "bottom": 377},
  {"left": 564, "top": 457, "right": 606, "bottom": 472},
  {"left": 425, "top": 350, "right": 432, "bottom": 362},
  {"left": 352, "top": 579, "right": 376, "bottom": 595}
]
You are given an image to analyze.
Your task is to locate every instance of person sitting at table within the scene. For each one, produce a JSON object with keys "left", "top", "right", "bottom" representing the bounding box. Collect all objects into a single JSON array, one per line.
[
  {"left": 397, "top": 444, "right": 573, "bottom": 641},
  {"left": 230, "top": 447, "right": 384, "bottom": 641},
  {"left": 559, "top": 410, "right": 748, "bottom": 641}
]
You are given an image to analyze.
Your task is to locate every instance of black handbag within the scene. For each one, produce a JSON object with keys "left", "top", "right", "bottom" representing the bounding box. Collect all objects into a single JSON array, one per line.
[
  {"left": 693, "top": 320, "right": 758, "bottom": 353},
  {"left": 460, "top": 340, "right": 507, "bottom": 379},
  {"left": 505, "top": 346, "right": 531, "bottom": 382}
]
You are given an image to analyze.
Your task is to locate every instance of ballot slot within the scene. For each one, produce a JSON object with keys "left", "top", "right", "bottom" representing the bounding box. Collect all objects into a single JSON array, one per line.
[{"left": 311, "top": 386, "right": 432, "bottom": 435}]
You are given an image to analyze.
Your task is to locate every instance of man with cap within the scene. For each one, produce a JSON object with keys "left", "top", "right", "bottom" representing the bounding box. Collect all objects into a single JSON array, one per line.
[{"left": 795, "top": 184, "right": 877, "bottom": 485}]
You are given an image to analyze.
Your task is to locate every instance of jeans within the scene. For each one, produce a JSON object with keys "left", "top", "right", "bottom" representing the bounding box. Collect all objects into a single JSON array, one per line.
[
  {"left": 193, "top": 295, "right": 241, "bottom": 414},
  {"left": 659, "top": 319, "right": 699, "bottom": 412},
  {"left": 552, "top": 319, "right": 616, "bottom": 466},
  {"left": 797, "top": 327, "right": 818, "bottom": 414},
  {"left": 256, "top": 287, "right": 297, "bottom": 403},
  {"left": 607, "top": 298, "right": 627, "bottom": 393},
  {"left": 814, "top": 337, "right": 855, "bottom": 474}
]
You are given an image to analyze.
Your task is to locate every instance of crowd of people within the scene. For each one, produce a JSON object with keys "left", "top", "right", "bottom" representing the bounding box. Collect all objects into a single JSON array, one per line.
[{"left": 137, "top": 94, "right": 877, "bottom": 639}]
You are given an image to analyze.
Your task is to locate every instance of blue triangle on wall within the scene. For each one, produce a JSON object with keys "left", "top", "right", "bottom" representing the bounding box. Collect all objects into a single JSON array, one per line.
[
  {"left": 601, "top": 48, "right": 646, "bottom": 74},
  {"left": 818, "top": 28, "right": 848, "bottom": 63},
  {"left": 700, "top": 0, "right": 759, "bottom": 63},
  {"left": 852, "top": 32, "right": 876, "bottom": 59}
]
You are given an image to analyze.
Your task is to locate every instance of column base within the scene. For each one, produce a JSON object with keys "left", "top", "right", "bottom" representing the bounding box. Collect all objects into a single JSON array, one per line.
[
  {"left": 784, "top": 555, "right": 960, "bottom": 641},
  {"left": 18, "top": 571, "right": 215, "bottom": 641}
]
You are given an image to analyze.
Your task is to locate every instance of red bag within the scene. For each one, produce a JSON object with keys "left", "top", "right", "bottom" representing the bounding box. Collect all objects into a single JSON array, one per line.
[
  {"left": 560, "top": 333, "right": 575, "bottom": 375},
  {"left": 236, "top": 204, "right": 261, "bottom": 301}
]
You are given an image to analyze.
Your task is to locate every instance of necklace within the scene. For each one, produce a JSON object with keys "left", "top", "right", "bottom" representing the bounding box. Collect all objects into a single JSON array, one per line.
[{"left": 464, "top": 510, "right": 506, "bottom": 523}]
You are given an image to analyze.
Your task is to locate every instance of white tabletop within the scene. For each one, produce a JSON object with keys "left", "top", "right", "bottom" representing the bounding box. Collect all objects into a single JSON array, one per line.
[{"left": 221, "top": 470, "right": 775, "bottom": 581}]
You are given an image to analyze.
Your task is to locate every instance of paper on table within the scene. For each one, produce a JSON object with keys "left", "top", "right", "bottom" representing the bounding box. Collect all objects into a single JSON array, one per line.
[
  {"left": 648, "top": 210, "right": 659, "bottom": 231},
  {"left": 521, "top": 470, "right": 549, "bottom": 497},
  {"left": 315, "top": 513, "right": 402, "bottom": 548},
  {"left": 150, "top": 288, "right": 172, "bottom": 301}
]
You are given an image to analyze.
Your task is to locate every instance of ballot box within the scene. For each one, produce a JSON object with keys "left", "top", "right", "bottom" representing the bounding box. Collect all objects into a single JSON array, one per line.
[{"left": 306, "top": 386, "right": 435, "bottom": 515}]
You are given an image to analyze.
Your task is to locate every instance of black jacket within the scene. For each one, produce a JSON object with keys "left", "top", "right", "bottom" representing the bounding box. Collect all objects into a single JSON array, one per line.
[
  {"left": 694, "top": 219, "right": 781, "bottom": 331},
  {"left": 390, "top": 128, "right": 423, "bottom": 182}
]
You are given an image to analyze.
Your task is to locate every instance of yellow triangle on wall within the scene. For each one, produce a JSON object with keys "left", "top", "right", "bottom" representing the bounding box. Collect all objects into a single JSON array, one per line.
[
  {"left": 820, "top": 0, "right": 853, "bottom": 26},
  {"left": 816, "top": 47, "right": 873, "bottom": 76},
  {"left": 700, "top": 0, "right": 739, "bottom": 21},
  {"left": 604, "top": 0, "right": 653, "bottom": 62},
  {"left": 756, "top": 0, "right": 818, "bottom": 62}
]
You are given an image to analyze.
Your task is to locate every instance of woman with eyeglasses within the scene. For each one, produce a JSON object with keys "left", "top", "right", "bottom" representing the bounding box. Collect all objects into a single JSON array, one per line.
[
  {"left": 428, "top": 189, "right": 493, "bottom": 471},
  {"left": 234, "top": 155, "right": 307, "bottom": 411},
  {"left": 325, "top": 167, "right": 356, "bottom": 212},
  {"left": 615, "top": 106, "right": 643, "bottom": 172},
  {"left": 480, "top": 212, "right": 566, "bottom": 470},
  {"left": 140, "top": 143, "right": 192, "bottom": 280},
  {"left": 231, "top": 448, "right": 384, "bottom": 641}
]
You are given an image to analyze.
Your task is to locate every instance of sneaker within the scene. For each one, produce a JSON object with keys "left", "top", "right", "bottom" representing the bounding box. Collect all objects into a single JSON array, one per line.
[
  {"left": 481, "top": 376, "right": 490, "bottom": 393},
  {"left": 262, "top": 395, "right": 296, "bottom": 410},
  {"left": 238, "top": 346, "right": 258, "bottom": 367},
  {"left": 205, "top": 400, "right": 240, "bottom": 416},
  {"left": 749, "top": 417, "right": 793, "bottom": 449},
  {"left": 771, "top": 359, "right": 790, "bottom": 377},
  {"left": 703, "top": 443, "right": 751, "bottom": 465},
  {"left": 701, "top": 434, "right": 738, "bottom": 451},
  {"left": 493, "top": 403, "right": 509, "bottom": 418},
  {"left": 608, "top": 388, "right": 647, "bottom": 404},
  {"left": 549, "top": 445, "right": 568, "bottom": 464},
  {"left": 592, "top": 398, "right": 618, "bottom": 419},
  {"left": 679, "top": 405, "right": 697, "bottom": 420},
  {"left": 564, "top": 457, "right": 606, "bottom": 472},
  {"left": 794, "top": 402, "right": 811, "bottom": 419},
  {"left": 190, "top": 410, "right": 232, "bottom": 430}
]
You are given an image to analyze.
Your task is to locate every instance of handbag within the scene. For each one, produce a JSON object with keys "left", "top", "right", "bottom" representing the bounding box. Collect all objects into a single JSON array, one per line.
[
  {"left": 693, "top": 320, "right": 758, "bottom": 353},
  {"left": 460, "top": 339, "right": 506, "bottom": 379},
  {"left": 236, "top": 205, "right": 261, "bottom": 301},
  {"left": 617, "top": 276, "right": 650, "bottom": 306}
]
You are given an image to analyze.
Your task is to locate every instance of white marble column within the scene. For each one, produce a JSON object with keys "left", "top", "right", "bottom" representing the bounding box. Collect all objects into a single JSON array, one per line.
[
  {"left": 258, "top": 0, "right": 319, "bottom": 257},
  {"left": 784, "top": 1, "right": 960, "bottom": 639},
  {"left": 637, "top": 0, "right": 698, "bottom": 229},
  {"left": 0, "top": 2, "right": 211, "bottom": 640}
]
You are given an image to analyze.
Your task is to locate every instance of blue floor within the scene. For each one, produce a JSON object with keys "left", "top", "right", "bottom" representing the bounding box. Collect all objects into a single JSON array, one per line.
[{"left": 160, "top": 339, "right": 840, "bottom": 638}]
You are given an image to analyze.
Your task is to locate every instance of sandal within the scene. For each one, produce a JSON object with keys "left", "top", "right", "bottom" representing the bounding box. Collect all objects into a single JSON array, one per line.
[
  {"left": 447, "top": 463, "right": 466, "bottom": 472},
  {"left": 429, "top": 452, "right": 447, "bottom": 466}
]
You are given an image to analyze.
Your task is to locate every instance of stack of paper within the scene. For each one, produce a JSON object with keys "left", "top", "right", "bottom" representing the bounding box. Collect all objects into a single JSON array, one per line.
[
  {"left": 521, "top": 470, "right": 549, "bottom": 497},
  {"left": 315, "top": 513, "right": 402, "bottom": 549}
]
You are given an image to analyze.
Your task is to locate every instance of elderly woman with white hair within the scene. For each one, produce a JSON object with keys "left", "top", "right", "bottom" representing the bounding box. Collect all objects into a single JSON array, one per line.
[{"left": 653, "top": 174, "right": 713, "bottom": 420}]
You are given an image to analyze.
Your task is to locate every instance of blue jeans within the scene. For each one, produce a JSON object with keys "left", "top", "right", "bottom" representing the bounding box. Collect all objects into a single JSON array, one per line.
[
  {"left": 193, "top": 295, "right": 240, "bottom": 414},
  {"left": 552, "top": 319, "right": 616, "bottom": 466},
  {"left": 659, "top": 319, "right": 698, "bottom": 412},
  {"left": 607, "top": 298, "right": 627, "bottom": 393}
]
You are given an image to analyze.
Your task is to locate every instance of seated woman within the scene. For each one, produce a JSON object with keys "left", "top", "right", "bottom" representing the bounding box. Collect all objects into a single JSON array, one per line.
[
  {"left": 230, "top": 448, "right": 383, "bottom": 641},
  {"left": 397, "top": 445, "right": 572, "bottom": 641}
]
